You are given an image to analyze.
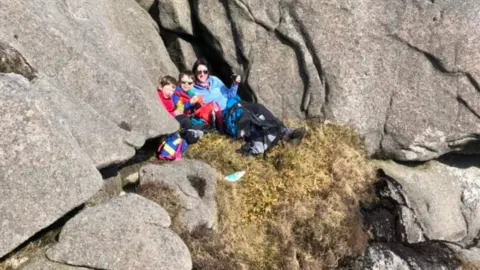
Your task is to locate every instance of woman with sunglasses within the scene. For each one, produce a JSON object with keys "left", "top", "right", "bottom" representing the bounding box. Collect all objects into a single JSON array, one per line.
[
  {"left": 192, "top": 58, "right": 240, "bottom": 111},
  {"left": 191, "top": 58, "right": 306, "bottom": 147}
]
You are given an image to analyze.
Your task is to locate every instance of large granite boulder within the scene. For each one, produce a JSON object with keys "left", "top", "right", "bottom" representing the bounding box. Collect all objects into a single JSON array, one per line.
[
  {"left": 0, "top": 0, "right": 178, "bottom": 259},
  {"left": 0, "top": 74, "right": 103, "bottom": 258},
  {"left": 374, "top": 156, "right": 480, "bottom": 246},
  {"left": 0, "top": 0, "right": 179, "bottom": 168},
  {"left": 153, "top": 0, "right": 480, "bottom": 160},
  {"left": 47, "top": 194, "right": 192, "bottom": 270},
  {"left": 139, "top": 160, "right": 217, "bottom": 233}
]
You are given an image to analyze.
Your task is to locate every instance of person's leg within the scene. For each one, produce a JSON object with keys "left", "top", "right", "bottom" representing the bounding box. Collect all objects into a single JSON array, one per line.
[
  {"left": 240, "top": 101, "right": 280, "bottom": 124},
  {"left": 175, "top": 114, "right": 204, "bottom": 144},
  {"left": 240, "top": 101, "right": 306, "bottom": 145},
  {"left": 175, "top": 114, "right": 192, "bottom": 130}
]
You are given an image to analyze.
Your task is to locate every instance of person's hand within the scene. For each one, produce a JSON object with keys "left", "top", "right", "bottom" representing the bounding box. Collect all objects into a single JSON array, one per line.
[
  {"left": 233, "top": 75, "right": 241, "bottom": 84},
  {"left": 190, "top": 96, "right": 198, "bottom": 104},
  {"left": 174, "top": 109, "right": 183, "bottom": 116}
]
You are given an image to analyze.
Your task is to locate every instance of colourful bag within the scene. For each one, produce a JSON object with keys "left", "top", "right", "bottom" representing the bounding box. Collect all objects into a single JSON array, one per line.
[
  {"left": 193, "top": 101, "right": 223, "bottom": 130},
  {"left": 157, "top": 133, "right": 188, "bottom": 160}
]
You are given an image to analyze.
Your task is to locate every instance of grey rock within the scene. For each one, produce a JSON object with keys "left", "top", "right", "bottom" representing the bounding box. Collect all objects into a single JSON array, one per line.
[
  {"left": 363, "top": 244, "right": 411, "bottom": 270},
  {"left": 47, "top": 194, "right": 192, "bottom": 270},
  {"left": 0, "top": 0, "right": 179, "bottom": 168},
  {"left": 86, "top": 174, "right": 124, "bottom": 207},
  {"left": 135, "top": 0, "right": 155, "bottom": 11},
  {"left": 360, "top": 242, "right": 459, "bottom": 270},
  {"left": 158, "top": 0, "right": 193, "bottom": 35},
  {"left": 0, "top": 42, "right": 36, "bottom": 80},
  {"left": 163, "top": 35, "right": 199, "bottom": 72},
  {"left": 375, "top": 157, "right": 480, "bottom": 245},
  {"left": 157, "top": 0, "right": 480, "bottom": 160},
  {"left": 23, "top": 255, "right": 89, "bottom": 270},
  {"left": 195, "top": 0, "right": 240, "bottom": 70},
  {"left": 0, "top": 74, "right": 103, "bottom": 258},
  {"left": 399, "top": 205, "right": 425, "bottom": 243},
  {"left": 125, "top": 172, "right": 140, "bottom": 184},
  {"left": 139, "top": 159, "right": 217, "bottom": 233}
]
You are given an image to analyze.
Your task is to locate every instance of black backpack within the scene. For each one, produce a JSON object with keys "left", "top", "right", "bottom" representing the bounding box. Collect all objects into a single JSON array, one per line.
[{"left": 223, "top": 103, "right": 284, "bottom": 158}]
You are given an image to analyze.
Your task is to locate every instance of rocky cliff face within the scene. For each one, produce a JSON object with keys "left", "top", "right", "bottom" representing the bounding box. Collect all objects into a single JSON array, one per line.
[
  {"left": 0, "top": 0, "right": 178, "bottom": 259},
  {"left": 151, "top": 0, "right": 480, "bottom": 161},
  {"left": 145, "top": 0, "right": 480, "bottom": 267},
  {"left": 0, "top": 0, "right": 479, "bottom": 268}
]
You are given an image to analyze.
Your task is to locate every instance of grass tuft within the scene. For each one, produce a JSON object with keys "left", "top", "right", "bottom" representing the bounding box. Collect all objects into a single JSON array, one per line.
[
  {"left": 462, "top": 261, "right": 480, "bottom": 270},
  {"left": 171, "top": 122, "right": 376, "bottom": 269}
]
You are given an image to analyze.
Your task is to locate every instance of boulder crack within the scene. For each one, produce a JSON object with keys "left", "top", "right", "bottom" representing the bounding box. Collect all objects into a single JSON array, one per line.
[
  {"left": 388, "top": 34, "right": 454, "bottom": 74},
  {"left": 0, "top": 42, "right": 37, "bottom": 80},
  {"left": 457, "top": 95, "right": 480, "bottom": 119}
]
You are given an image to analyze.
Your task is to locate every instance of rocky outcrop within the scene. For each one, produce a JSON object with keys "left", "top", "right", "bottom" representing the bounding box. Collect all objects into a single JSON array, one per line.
[
  {"left": 1, "top": 0, "right": 179, "bottom": 168},
  {"left": 139, "top": 160, "right": 217, "bottom": 233},
  {"left": 355, "top": 242, "right": 460, "bottom": 270},
  {"left": 374, "top": 156, "right": 480, "bottom": 246},
  {"left": 152, "top": 0, "right": 480, "bottom": 160},
  {"left": 47, "top": 194, "right": 192, "bottom": 270},
  {"left": 0, "top": 74, "right": 103, "bottom": 258},
  {"left": 0, "top": 0, "right": 179, "bottom": 258}
]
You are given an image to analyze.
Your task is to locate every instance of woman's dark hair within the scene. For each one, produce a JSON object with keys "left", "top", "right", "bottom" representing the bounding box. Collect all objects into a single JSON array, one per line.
[{"left": 192, "top": 58, "right": 211, "bottom": 74}]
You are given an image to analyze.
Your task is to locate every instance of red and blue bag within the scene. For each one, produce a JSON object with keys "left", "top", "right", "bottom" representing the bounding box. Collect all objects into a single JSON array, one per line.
[
  {"left": 157, "top": 133, "right": 188, "bottom": 161},
  {"left": 193, "top": 101, "right": 223, "bottom": 130}
]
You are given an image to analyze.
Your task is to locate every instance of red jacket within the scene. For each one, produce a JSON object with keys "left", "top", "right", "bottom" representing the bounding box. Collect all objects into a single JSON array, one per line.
[{"left": 157, "top": 90, "right": 175, "bottom": 117}]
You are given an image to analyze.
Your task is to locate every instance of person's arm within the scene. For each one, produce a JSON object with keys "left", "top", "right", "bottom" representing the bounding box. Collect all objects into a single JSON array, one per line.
[
  {"left": 186, "top": 89, "right": 196, "bottom": 97},
  {"left": 172, "top": 94, "right": 185, "bottom": 114},
  {"left": 212, "top": 76, "right": 238, "bottom": 98}
]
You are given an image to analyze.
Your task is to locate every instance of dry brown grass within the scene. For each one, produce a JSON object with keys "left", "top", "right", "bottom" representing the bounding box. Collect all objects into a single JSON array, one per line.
[
  {"left": 175, "top": 122, "right": 376, "bottom": 269},
  {"left": 463, "top": 261, "right": 480, "bottom": 270},
  {"left": 0, "top": 230, "right": 58, "bottom": 270}
]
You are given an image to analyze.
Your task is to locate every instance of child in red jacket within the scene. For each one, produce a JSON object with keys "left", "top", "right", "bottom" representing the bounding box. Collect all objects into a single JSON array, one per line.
[{"left": 157, "top": 75, "right": 203, "bottom": 144}]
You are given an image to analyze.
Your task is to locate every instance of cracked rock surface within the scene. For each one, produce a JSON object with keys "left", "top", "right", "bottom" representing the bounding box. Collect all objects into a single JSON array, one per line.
[
  {"left": 0, "top": 74, "right": 103, "bottom": 258},
  {"left": 139, "top": 160, "right": 218, "bottom": 233},
  {"left": 374, "top": 156, "right": 480, "bottom": 246},
  {"left": 0, "top": 0, "right": 179, "bottom": 257},
  {"left": 355, "top": 242, "right": 460, "bottom": 270},
  {"left": 148, "top": 0, "right": 480, "bottom": 160},
  {"left": 46, "top": 194, "right": 192, "bottom": 270}
]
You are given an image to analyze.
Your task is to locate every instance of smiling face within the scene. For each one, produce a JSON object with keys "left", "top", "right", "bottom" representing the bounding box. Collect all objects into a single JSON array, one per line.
[
  {"left": 179, "top": 75, "right": 194, "bottom": 91},
  {"left": 195, "top": 64, "right": 209, "bottom": 83},
  {"left": 160, "top": 83, "right": 175, "bottom": 99}
]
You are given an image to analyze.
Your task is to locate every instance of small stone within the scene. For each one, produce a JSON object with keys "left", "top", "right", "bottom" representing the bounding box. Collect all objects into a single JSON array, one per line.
[{"left": 124, "top": 172, "right": 140, "bottom": 184}]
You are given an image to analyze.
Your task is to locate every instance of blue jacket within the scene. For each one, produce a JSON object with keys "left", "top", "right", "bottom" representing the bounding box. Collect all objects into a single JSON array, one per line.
[
  {"left": 193, "top": 75, "right": 238, "bottom": 110},
  {"left": 172, "top": 86, "right": 196, "bottom": 113}
]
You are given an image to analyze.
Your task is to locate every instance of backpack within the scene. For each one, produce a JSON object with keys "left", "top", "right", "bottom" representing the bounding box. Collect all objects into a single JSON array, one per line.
[
  {"left": 223, "top": 103, "right": 285, "bottom": 158},
  {"left": 223, "top": 102, "right": 251, "bottom": 139},
  {"left": 157, "top": 133, "right": 188, "bottom": 161},
  {"left": 193, "top": 101, "right": 223, "bottom": 131}
]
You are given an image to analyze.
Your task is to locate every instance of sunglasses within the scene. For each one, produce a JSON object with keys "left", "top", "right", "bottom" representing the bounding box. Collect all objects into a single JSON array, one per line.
[
  {"left": 181, "top": 81, "right": 193, "bottom": 85},
  {"left": 196, "top": 69, "right": 209, "bottom": 75}
]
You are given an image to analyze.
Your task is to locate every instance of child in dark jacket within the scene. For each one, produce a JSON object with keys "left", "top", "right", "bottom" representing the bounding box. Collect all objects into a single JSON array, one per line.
[{"left": 157, "top": 75, "right": 203, "bottom": 144}]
